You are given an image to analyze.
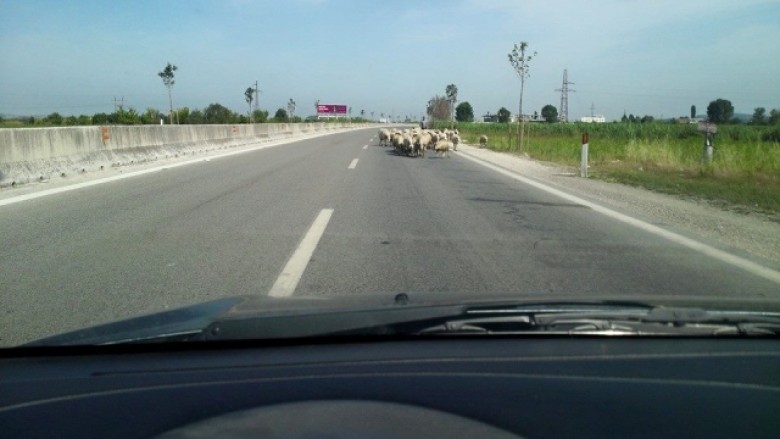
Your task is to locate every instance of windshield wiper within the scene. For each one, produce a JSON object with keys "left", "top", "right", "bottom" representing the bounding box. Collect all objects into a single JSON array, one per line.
[
  {"left": 24, "top": 297, "right": 780, "bottom": 346},
  {"left": 415, "top": 306, "right": 780, "bottom": 336}
]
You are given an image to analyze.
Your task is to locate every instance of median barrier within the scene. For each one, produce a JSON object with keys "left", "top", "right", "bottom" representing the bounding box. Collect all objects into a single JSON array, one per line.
[{"left": 0, "top": 122, "right": 373, "bottom": 187}]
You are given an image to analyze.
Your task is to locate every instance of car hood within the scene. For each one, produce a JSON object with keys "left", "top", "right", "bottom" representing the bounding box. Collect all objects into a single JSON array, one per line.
[{"left": 25, "top": 292, "right": 780, "bottom": 346}]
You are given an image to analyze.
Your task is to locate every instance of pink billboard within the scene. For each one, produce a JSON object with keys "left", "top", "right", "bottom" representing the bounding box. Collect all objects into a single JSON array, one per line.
[{"left": 317, "top": 104, "right": 347, "bottom": 114}]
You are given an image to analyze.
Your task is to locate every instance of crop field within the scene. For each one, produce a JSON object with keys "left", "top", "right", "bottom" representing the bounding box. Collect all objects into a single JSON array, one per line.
[{"left": 438, "top": 121, "right": 780, "bottom": 217}]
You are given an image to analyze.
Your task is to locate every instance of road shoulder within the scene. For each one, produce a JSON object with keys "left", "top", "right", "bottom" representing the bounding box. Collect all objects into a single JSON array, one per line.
[{"left": 457, "top": 143, "right": 780, "bottom": 267}]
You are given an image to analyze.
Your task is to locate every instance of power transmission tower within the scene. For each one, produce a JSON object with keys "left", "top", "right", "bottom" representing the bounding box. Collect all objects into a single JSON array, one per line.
[
  {"left": 113, "top": 96, "right": 125, "bottom": 112},
  {"left": 555, "top": 69, "right": 575, "bottom": 122},
  {"left": 590, "top": 102, "right": 595, "bottom": 118}
]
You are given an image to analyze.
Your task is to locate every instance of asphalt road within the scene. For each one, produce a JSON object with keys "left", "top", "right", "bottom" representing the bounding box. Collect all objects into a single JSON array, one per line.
[{"left": 1, "top": 128, "right": 778, "bottom": 345}]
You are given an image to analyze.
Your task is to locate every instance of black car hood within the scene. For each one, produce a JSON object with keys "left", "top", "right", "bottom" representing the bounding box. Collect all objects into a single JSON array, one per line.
[{"left": 25, "top": 292, "right": 780, "bottom": 346}]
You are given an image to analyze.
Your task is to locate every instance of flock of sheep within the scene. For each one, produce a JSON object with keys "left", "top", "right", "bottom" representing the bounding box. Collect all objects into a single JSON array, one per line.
[
  {"left": 377, "top": 127, "right": 462, "bottom": 158},
  {"left": 377, "top": 128, "right": 488, "bottom": 158}
]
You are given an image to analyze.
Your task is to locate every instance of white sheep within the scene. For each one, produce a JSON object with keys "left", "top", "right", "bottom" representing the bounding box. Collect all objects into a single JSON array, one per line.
[
  {"left": 378, "top": 128, "right": 390, "bottom": 146},
  {"left": 392, "top": 133, "right": 404, "bottom": 153},
  {"left": 429, "top": 132, "right": 440, "bottom": 147},
  {"left": 451, "top": 134, "right": 460, "bottom": 151},
  {"left": 415, "top": 132, "right": 432, "bottom": 157},
  {"left": 434, "top": 139, "right": 453, "bottom": 158},
  {"left": 402, "top": 134, "right": 414, "bottom": 155}
]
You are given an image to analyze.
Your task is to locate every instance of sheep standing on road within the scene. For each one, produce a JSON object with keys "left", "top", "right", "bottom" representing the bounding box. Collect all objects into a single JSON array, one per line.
[
  {"left": 392, "top": 133, "right": 404, "bottom": 153},
  {"left": 434, "top": 139, "right": 453, "bottom": 158},
  {"left": 416, "top": 132, "right": 432, "bottom": 156},
  {"left": 378, "top": 128, "right": 391, "bottom": 147},
  {"left": 429, "top": 132, "right": 440, "bottom": 148},
  {"left": 450, "top": 134, "right": 460, "bottom": 151}
]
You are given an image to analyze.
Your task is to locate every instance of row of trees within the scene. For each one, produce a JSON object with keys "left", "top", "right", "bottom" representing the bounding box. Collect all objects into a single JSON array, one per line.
[
  {"left": 18, "top": 105, "right": 306, "bottom": 127},
  {"left": 700, "top": 99, "right": 780, "bottom": 125}
]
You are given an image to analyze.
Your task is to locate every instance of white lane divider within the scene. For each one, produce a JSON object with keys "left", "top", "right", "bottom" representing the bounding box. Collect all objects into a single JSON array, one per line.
[
  {"left": 348, "top": 158, "right": 359, "bottom": 169},
  {"left": 362, "top": 145, "right": 368, "bottom": 150},
  {"left": 457, "top": 151, "right": 780, "bottom": 284},
  {"left": 268, "top": 208, "right": 334, "bottom": 298}
]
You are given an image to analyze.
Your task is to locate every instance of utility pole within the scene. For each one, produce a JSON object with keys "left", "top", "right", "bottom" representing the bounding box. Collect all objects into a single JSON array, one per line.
[
  {"left": 590, "top": 102, "right": 595, "bottom": 118},
  {"left": 555, "top": 69, "right": 575, "bottom": 123},
  {"left": 254, "top": 80, "right": 259, "bottom": 113}
]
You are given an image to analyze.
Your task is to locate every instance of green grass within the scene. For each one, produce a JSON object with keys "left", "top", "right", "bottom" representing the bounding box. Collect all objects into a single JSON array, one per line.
[{"left": 440, "top": 121, "right": 780, "bottom": 216}]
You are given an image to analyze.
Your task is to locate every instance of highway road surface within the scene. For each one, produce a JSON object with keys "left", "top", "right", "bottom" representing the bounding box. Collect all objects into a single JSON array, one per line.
[{"left": 1, "top": 127, "right": 778, "bottom": 345}]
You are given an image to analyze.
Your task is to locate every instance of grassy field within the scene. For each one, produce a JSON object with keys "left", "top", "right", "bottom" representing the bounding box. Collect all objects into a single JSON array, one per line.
[{"left": 438, "top": 121, "right": 780, "bottom": 216}]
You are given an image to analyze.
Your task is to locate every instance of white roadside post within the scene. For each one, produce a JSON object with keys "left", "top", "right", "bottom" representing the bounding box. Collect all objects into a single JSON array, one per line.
[
  {"left": 698, "top": 122, "right": 717, "bottom": 165},
  {"left": 580, "top": 132, "right": 589, "bottom": 178}
]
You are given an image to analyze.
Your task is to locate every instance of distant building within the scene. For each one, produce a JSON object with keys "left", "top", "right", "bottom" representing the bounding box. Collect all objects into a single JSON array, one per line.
[
  {"left": 580, "top": 115, "right": 606, "bottom": 123},
  {"left": 482, "top": 112, "right": 499, "bottom": 123}
]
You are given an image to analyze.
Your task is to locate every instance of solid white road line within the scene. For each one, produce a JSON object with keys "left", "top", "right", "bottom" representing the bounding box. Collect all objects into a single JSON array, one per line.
[
  {"left": 348, "top": 158, "right": 359, "bottom": 169},
  {"left": 457, "top": 151, "right": 780, "bottom": 284},
  {"left": 268, "top": 208, "right": 334, "bottom": 297}
]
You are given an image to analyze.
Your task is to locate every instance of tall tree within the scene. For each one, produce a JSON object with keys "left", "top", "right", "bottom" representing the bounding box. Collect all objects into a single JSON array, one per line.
[
  {"left": 455, "top": 102, "right": 474, "bottom": 122},
  {"left": 445, "top": 84, "right": 458, "bottom": 126},
  {"left": 497, "top": 107, "right": 511, "bottom": 123},
  {"left": 288, "top": 99, "right": 296, "bottom": 120},
  {"left": 427, "top": 95, "right": 450, "bottom": 121},
  {"left": 245, "top": 87, "right": 255, "bottom": 122},
  {"left": 751, "top": 107, "right": 766, "bottom": 125},
  {"left": 507, "top": 41, "right": 537, "bottom": 150},
  {"left": 690, "top": 105, "right": 696, "bottom": 119},
  {"left": 158, "top": 62, "right": 178, "bottom": 124},
  {"left": 541, "top": 104, "right": 558, "bottom": 123},
  {"left": 706, "top": 98, "right": 734, "bottom": 124}
]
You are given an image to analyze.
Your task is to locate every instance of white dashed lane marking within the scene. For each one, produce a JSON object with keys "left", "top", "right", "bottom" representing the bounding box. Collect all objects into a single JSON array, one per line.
[{"left": 268, "top": 208, "right": 334, "bottom": 297}]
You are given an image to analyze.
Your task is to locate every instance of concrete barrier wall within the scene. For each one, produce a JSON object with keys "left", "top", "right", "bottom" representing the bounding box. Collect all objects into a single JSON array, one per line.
[{"left": 0, "top": 122, "right": 371, "bottom": 186}]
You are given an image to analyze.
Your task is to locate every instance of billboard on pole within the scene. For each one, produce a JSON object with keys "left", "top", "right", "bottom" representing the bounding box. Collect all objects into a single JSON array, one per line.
[{"left": 317, "top": 104, "right": 347, "bottom": 115}]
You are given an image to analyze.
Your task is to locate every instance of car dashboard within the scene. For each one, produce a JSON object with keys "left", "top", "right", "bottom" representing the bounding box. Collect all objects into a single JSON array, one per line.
[{"left": 1, "top": 336, "right": 778, "bottom": 438}]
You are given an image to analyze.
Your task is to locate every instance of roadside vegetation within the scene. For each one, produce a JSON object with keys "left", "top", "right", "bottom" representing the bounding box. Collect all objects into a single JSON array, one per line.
[
  {"left": 438, "top": 120, "right": 780, "bottom": 216},
  {"left": 0, "top": 107, "right": 375, "bottom": 128}
]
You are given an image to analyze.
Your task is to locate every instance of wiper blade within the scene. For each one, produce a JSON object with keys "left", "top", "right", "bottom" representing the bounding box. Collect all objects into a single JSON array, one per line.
[{"left": 415, "top": 306, "right": 780, "bottom": 336}]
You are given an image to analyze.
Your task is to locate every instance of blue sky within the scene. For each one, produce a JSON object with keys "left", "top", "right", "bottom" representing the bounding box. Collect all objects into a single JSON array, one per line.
[{"left": 1, "top": 0, "right": 778, "bottom": 121}]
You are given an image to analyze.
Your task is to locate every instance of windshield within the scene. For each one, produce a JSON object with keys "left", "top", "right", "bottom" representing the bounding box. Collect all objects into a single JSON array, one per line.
[{"left": 1, "top": 0, "right": 779, "bottom": 347}]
